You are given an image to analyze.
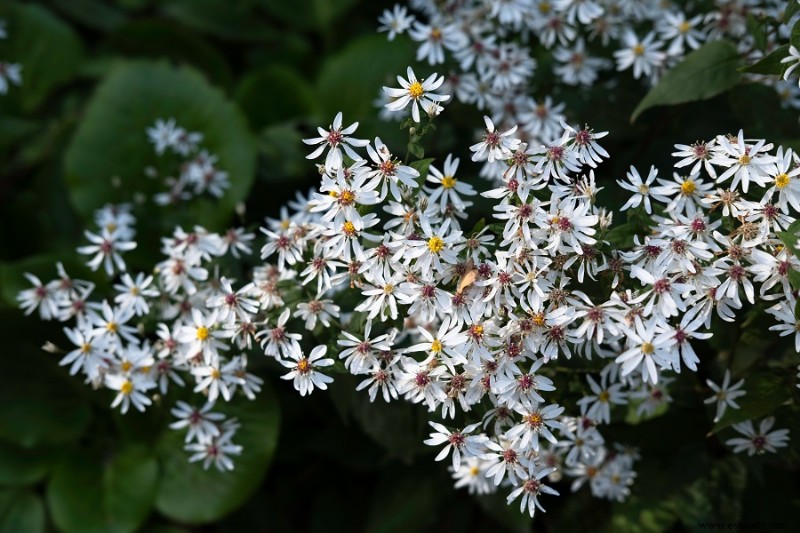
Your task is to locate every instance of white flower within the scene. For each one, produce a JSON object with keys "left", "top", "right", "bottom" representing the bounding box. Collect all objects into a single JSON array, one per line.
[
  {"left": 704, "top": 370, "right": 745, "bottom": 423},
  {"left": 424, "top": 421, "right": 488, "bottom": 470},
  {"left": 378, "top": 4, "right": 414, "bottom": 40},
  {"left": 77, "top": 228, "right": 137, "bottom": 276},
  {"left": 302, "top": 112, "right": 369, "bottom": 171},
  {"left": 106, "top": 373, "right": 156, "bottom": 414},
  {"left": 170, "top": 401, "right": 225, "bottom": 443},
  {"left": 726, "top": 417, "right": 790, "bottom": 456},
  {"left": 279, "top": 345, "right": 335, "bottom": 396},
  {"left": 613, "top": 30, "right": 665, "bottom": 80},
  {"left": 113, "top": 272, "right": 159, "bottom": 316},
  {"left": 506, "top": 466, "right": 560, "bottom": 518},
  {"left": 383, "top": 67, "right": 450, "bottom": 122},
  {"left": 470, "top": 116, "right": 520, "bottom": 163},
  {"left": 781, "top": 45, "right": 800, "bottom": 88}
]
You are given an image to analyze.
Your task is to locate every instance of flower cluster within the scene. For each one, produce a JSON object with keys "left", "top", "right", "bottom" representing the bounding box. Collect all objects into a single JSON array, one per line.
[
  {"left": 18, "top": 76, "right": 797, "bottom": 517},
  {"left": 0, "top": 19, "right": 22, "bottom": 95},
  {"left": 145, "top": 118, "right": 230, "bottom": 204},
  {"left": 378, "top": 0, "right": 800, "bottom": 147}
]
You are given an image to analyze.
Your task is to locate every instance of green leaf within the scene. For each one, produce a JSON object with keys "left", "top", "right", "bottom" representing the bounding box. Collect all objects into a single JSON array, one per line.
[
  {"left": 740, "top": 44, "right": 791, "bottom": 76},
  {"left": 0, "top": 3, "right": 85, "bottom": 112},
  {"left": 0, "top": 489, "right": 44, "bottom": 533},
  {"left": 257, "top": 0, "right": 358, "bottom": 30},
  {"left": 64, "top": 61, "right": 256, "bottom": 233},
  {"left": 160, "top": 0, "right": 279, "bottom": 42},
  {"left": 407, "top": 142, "right": 424, "bottom": 159},
  {"left": 631, "top": 40, "right": 741, "bottom": 122},
  {"left": 409, "top": 157, "right": 435, "bottom": 178},
  {"left": 786, "top": 0, "right": 800, "bottom": 23},
  {"left": 316, "top": 34, "right": 414, "bottom": 120},
  {"left": 103, "top": 20, "right": 234, "bottom": 89},
  {"left": 777, "top": 219, "right": 800, "bottom": 262},
  {"left": 0, "top": 442, "right": 54, "bottom": 486},
  {"left": 710, "top": 370, "right": 792, "bottom": 433},
  {"left": 746, "top": 14, "right": 768, "bottom": 52},
  {"left": 47, "top": 445, "right": 158, "bottom": 533},
  {"left": 365, "top": 471, "right": 439, "bottom": 533},
  {"left": 0, "top": 331, "right": 91, "bottom": 448},
  {"left": 155, "top": 382, "right": 280, "bottom": 524},
  {"left": 792, "top": 18, "right": 800, "bottom": 49},
  {"left": 47, "top": 0, "right": 127, "bottom": 32},
  {"left": 235, "top": 66, "right": 318, "bottom": 131}
]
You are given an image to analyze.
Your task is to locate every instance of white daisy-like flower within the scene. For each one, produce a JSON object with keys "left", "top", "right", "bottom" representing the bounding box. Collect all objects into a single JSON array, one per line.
[
  {"left": 704, "top": 369, "right": 745, "bottom": 423},
  {"left": 279, "top": 345, "right": 335, "bottom": 396},
  {"left": 383, "top": 66, "right": 450, "bottom": 122}
]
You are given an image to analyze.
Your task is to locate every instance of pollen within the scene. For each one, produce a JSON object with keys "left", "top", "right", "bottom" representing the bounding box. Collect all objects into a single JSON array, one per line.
[
  {"left": 121, "top": 360, "right": 133, "bottom": 372},
  {"left": 196, "top": 326, "right": 210, "bottom": 341},
  {"left": 776, "top": 173, "right": 790, "bottom": 189},
  {"left": 633, "top": 44, "right": 645, "bottom": 56},
  {"left": 641, "top": 342, "right": 655, "bottom": 355},
  {"left": 638, "top": 184, "right": 649, "bottom": 194},
  {"left": 469, "top": 465, "right": 480, "bottom": 476},
  {"left": 525, "top": 412, "right": 543, "bottom": 429},
  {"left": 738, "top": 154, "right": 751, "bottom": 165},
  {"left": 339, "top": 190, "right": 356, "bottom": 205},
  {"left": 431, "top": 339, "right": 443, "bottom": 353},
  {"left": 678, "top": 21, "right": 691, "bottom": 33},
  {"left": 343, "top": 221, "right": 357, "bottom": 236},
  {"left": 106, "top": 322, "right": 119, "bottom": 333},
  {"left": 428, "top": 236, "right": 445, "bottom": 253},
  {"left": 211, "top": 368, "right": 221, "bottom": 380},
  {"left": 532, "top": 312, "right": 546, "bottom": 327},
  {"left": 408, "top": 81, "right": 424, "bottom": 99},
  {"left": 430, "top": 27, "right": 442, "bottom": 41},
  {"left": 120, "top": 380, "right": 134, "bottom": 395},
  {"left": 297, "top": 358, "right": 311, "bottom": 374},
  {"left": 81, "top": 343, "right": 91, "bottom": 354},
  {"left": 383, "top": 284, "right": 394, "bottom": 294},
  {"left": 599, "top": 390, "right": 610, "bottom": 402},
  {"left": 539, "top": 1, "right": 551, "bottom": 14},
  {"left": 677, "top": 180, "right": 695, "bottom": 196},
  {"left": 441, "top": 175, "right": 456, "bottom": 189}
]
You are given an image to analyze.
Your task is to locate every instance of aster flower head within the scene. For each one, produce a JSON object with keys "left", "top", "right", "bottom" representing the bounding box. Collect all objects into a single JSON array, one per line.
[
  {"left": 303, "top": 112, "right": 369, "bottom": 171},
  {"left": 383, "top": 67, "right": 450, "bottom": 122}
]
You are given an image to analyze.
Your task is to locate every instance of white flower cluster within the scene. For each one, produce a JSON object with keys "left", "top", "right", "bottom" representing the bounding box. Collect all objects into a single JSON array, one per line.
[
  {"left": 145, "top": 118, "right": 230, "bottom": 204},
  {"left": 18, "top": 83, "right": 797, "bottom": 514},
  {"left": 378, "top": 0, "right": 800, "bottom": 141},
  {"left": 0, "top": 19, "right": 22, "bottom": 95}
]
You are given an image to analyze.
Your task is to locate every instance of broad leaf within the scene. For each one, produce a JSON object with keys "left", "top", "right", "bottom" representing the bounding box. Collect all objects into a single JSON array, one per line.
[
  {"left": 739, "top": 45, "right": 791, "bottom": 76},
  {"left": 0, "top": 489, "right": 44, "bottom": 533},
  {"left": 64, "top": 61, "right": 256, "bottom": 234},
  {"left": 47, "top": 445, "right": 158, "bottom": 533},
  {"left": 0, "top": 3, "right": 85, "bottom": 111},
  {"left": 235, "top": 66, "right": 318, "bottom": 131},
  {"left": 0, "top": 442, "right": 54, "bottom": 486},
  {"left": 155, "top": 381, "right": 280, "bottom": 524},
  {"left": 632, "top": 41, "right": 741, "bottom": 122}
]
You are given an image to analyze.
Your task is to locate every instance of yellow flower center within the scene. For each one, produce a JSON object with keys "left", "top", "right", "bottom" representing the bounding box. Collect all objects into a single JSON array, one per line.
[
  {"left": 339, "top": 190, "right": 356, "bottom": 205},
  {"left": 430, "top": 27, "right": 442, "bottom": 41},
  {"left": 469, "top": 465, "right": 480, "bottom": 476},
  {"left": 431, "top": 339, "right": 443, "bottom": 353},
  {"left": 106, "top": 322, "right": 118, "bottom": 333},
  {"left": 196, "top": 326, "right": 210, "bottom": 341},
  {"left": 120, "top": 380, "right": 134, "bottom": 395},
  {"left": 106, "top": 223, "right": 117, "bottom": 233},
  {"left": 738, "top": 154, "right": 751, "bottom": 166},
  {"left": 81, "top": 343, "right": 91, "bottom": 354},
  {"left": 428, "top": 236, "right": 445, "bottom": 253},
  {"left": 343, "top": 221, "right": 357, "bottom": 236},
  {"left": 280, "top": 219, "right": 291, "bottom": 230},
  {"left": 211, "top": 368, "right": 221, "bottom": 380},
  {"left": 408, "top": 81, "right": 424, "bottom": 99},
  {"left": 678, "top": 21, "right": 691, "bottom": 34},
  {"left": 680, "top": 180, "right": 696, "bottom": 195},
  {"left": 539, "top": 2, "right": 551, "bottom": 14},
  {"left": 130, "top": 286, "right": 140, "bottom": 296},
  {"left": 641, "top": 342, "right": 655, "bottom": 355},
  {"left": 441, "top": 176, "right": 456, "bottom": 189},
  {"left": 297, "top": 358, "right": 311, "bottom": 374},
  {"left": 120, "top": 360, "right": 133, "bottom": 372},
  {"left": 776, "top": 173, "right": 790, "bottom": 189},
  {"left": 633, "top": 44, "right": 645, "bottom": 56},
  {"left": 599, "top": 390, "right": 610, "bottom": 402},
  {"left": 383, "top": 284, "right": 394, "bottom": 294},
  {"left": 472, "top": 324, "right": 484, "bottom": 336},
  {"left": 532, "top": 312, "right": 546, "bottom": 327},
  {"left": 638, "top": 184, "right": 649, "bottom": 194}
]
